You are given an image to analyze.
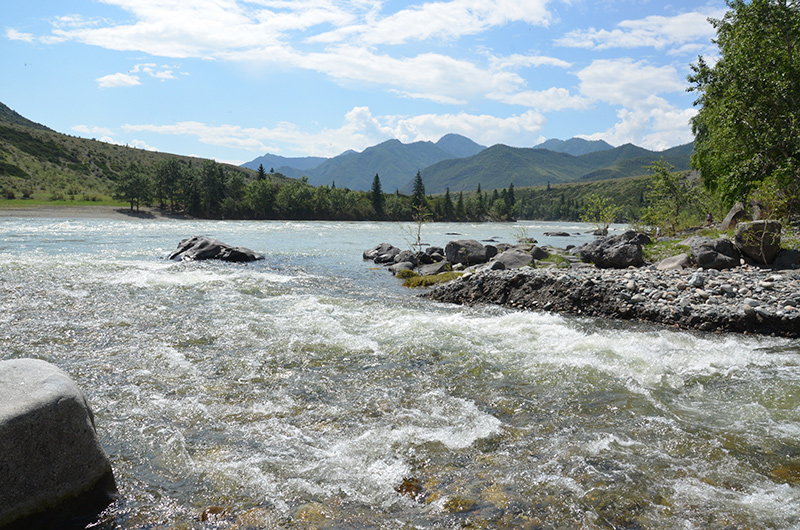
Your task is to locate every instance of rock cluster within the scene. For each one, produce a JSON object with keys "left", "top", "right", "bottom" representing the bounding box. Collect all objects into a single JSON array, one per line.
[
  {"left": 424, "top": 266, "right": 800, "bottom": 337},
  {"left": 168, "top": 236, "right": 264, "bottom": 262},
  {"left": 364, "top": 238, "right": 534, "bottom": 276}
]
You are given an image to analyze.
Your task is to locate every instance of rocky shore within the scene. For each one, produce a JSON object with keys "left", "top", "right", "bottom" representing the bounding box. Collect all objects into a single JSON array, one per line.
[
  {"left": 365, "top": 219, "right": 800, "bottom": 338},
  {"left": 423, "top": 265, "right": 800, "bottom": 338}
]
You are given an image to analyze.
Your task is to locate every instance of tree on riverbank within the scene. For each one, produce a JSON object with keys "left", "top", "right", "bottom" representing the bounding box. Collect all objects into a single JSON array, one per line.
[{"left": 689, "top": 0, "right": 800, "bottom": 216}]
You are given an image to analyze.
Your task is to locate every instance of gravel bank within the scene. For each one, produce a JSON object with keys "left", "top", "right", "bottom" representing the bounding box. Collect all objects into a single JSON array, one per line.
[{"left": 424, "top": 266, "right": 800, "bottom": 338}]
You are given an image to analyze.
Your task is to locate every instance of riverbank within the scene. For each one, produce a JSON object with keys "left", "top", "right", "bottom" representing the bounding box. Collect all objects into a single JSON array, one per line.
[
  {"left": 0, "top": 205, "right": 191, "bottom": 220},
  {"left": 424, "top": 265, "right": 800, "bottom": 337}
]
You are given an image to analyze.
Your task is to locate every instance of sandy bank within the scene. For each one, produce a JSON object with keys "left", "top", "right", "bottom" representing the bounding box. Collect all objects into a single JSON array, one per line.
[{"left": 0, "top": 205, "right": 192, "bottom": 221}]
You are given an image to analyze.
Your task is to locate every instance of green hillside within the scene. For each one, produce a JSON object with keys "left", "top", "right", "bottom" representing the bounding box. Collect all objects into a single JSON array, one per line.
[
  {"left": 416, "top": 142, "right": 693, "bottom": 194},
  {"left": 0, "top": 110, "right": 265, "bottom": 202}
]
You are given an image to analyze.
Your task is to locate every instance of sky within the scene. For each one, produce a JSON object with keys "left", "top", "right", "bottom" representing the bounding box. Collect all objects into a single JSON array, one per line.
[{"left": 1, "top": 0, "right": 726, "bottom": 165}]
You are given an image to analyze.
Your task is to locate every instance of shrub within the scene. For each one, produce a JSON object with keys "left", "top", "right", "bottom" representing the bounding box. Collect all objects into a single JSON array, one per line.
[{"left": 403, "top": 271, "right": 462, "bottom": 288}]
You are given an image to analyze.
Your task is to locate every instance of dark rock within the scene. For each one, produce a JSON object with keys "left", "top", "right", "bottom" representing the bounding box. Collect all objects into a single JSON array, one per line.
[
  {"left": 772, "top": 249, "right": 800, "bottom": 270},
  {"left": 690, "top": 237, "right": 740, "bottom": 270},
  {"left": 735, "top": 220, "right": 782, "bottom": 265},
  {"left": 580, "top": 230, "right": 645, "bottom": 268},
  {"left": 0, "top": 359, "right": 118, "bottom": 529},
  {"left": 418, "top": 261, "right": 450, "bottom": 276},
  {"left": 544, "top": 231, "right": 571, "bottom": 237},
  {"left": 445, "top": 239, "right": 492, "bottom": 266},
  {"left": 389, "top": 262, "right": 415, "bottom": 275},
  {"left": 530, "top": 245, "right": 550, "bottom": 260},
  {"left": 364, "top": 243, "right": 398, "bottom": 261},
  {"left": 169, "top": 236, "right": 264, "bottom": 262},
  {"left": 425, "top": 246, "right": 444, "bottom": 256}
]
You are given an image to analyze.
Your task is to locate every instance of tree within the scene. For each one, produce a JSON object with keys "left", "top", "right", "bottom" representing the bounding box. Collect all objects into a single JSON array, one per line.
[
  {"left": 688, "top": 0, "right": 800, "bottom": 213},
  {"left": 641, "top": 160, "right": 695, "bottom": 234},
  {"left": 257, "top": 164, "right": 267, "bottom": 181},
  {"left": 153, "top": 158, "right": 183, "bottom": 210},
  {"left": 411, "top": 171, "right": 427, "bottom": 209},
  {"left": 370, "top": 173, "right": 384, "bottom": 217},
  {"left": 580, "top": 193, "right": 620, "bottom": 234},
  {"left": 115, "top": 163, "right": 151, "bottom": 212},
  {"left": 443, "top": 187, "right": 454, "bottom": 220}
]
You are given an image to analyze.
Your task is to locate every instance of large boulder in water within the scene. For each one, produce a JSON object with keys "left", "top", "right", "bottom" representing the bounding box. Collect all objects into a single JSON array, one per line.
[
  {"left": 169, "top": 236, "right": 264, "bottom": 262},
  {"left": 445, "top": 239, "right": 495, "bottom": 266},
  {"left": 0, "top": 359, "right": 117, "bottom": 529}
]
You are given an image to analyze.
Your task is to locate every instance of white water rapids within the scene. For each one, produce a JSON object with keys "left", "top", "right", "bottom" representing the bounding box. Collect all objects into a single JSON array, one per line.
[{"left": 1, "top": 217, "right": 799, "bottom": 529}]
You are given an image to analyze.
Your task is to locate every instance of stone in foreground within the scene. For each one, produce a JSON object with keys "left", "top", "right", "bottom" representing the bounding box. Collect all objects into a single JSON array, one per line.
[
  {"left": 169, "top": 236, "right": 264, "bottom": 262},
  {"left": 0, "top": 358, "right": 117, "bottom": 529}
]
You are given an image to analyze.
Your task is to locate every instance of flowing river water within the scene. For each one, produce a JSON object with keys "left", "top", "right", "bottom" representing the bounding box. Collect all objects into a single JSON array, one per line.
[{"left": 1, "top": 216, "right": 799, "bottom": 529}]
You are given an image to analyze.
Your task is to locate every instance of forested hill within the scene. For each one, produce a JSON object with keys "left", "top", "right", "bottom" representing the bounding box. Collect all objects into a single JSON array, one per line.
[
  {"left": 0, "top": 101, "right": 262, "bottom": 200},
  {"left": 413, "top": 142, "right": 693, "bottom": 194}
]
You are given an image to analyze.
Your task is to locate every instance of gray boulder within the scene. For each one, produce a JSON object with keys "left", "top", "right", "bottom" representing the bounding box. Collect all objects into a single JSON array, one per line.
[
  {"left": 735, "top": 220, "right": 782, "bottom": 265},
  {"left": 721, "top": 202, "right": 746, "bottom": 230},
  {"left": 363, "top": 243, "right": 395, "bottom": 260},
  {"left": 169, "top": 236, "right": 264, "bottom": 262},
  {"left": 689, "top": 237, "right": 740, "bottom": 270},
  {"left": 657, "top": 253, "right": 692, "bottom": 271},
  {"left": 445, "top": 239, "right": 494, "bottom": 266},
  {"left": 580, "top": 230, "right": 645, "bottom": 269},
  {"left": 0, "top": 359, "right": 117, "bottom": 529},
  {"left": 388, "top": 261, "right": 415, "bottom": 275},
  {"left": 393, "top": 250, "right": 418, "bottom": 266},
  {"left": 493, "top": 248, "right": 533, "bottom": 269}
]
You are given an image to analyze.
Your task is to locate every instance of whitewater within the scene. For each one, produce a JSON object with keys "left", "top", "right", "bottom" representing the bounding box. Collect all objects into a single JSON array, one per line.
[{"left": 1, "top": 216, "right": 799, "bottom": 529}]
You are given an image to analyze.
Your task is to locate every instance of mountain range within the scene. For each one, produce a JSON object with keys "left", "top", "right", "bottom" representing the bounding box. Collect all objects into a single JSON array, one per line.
[{"left": 243, "top": 135, "right": 692, "bottom": 194}]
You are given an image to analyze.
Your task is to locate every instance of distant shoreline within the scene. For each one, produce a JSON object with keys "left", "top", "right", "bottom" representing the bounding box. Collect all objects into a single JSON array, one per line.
[{"left": 0, "top": 205, "right": 192, "bottom": 221}]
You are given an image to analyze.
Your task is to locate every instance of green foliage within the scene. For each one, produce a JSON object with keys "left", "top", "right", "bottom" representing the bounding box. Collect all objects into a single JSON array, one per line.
[
  {"left": 642, "top": 240, "right": 691, "bottom": 263},
  {"left": 580, "top": 193, "right": 621, "bottom": 232},
  {"left": 411, "top": 171, "right": 427, "bottom": 209},
  {"left": 689, "top": 0, "right": 800, "bottom": 214},
  {"left": 114, "top": 163, "right": 152, "bottom": 211},
  {"left": 395, "top": 269, "right": 418, "bottom": 279},
  {"left": 640, "top": 160, "right": 696, "bottom": 233},
  {"left": 370, "top": 173, "right": 384, "bottom": 217}
]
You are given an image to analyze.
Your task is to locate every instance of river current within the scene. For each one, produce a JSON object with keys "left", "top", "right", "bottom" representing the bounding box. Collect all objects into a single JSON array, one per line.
[{"left": 1, "top": 216, "right": 799, "bottom": 529}]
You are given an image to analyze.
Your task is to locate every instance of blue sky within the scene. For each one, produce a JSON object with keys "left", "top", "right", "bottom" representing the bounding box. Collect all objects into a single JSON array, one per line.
[{"left": 2, "top": 0, "right": 725, "bottom": 164}]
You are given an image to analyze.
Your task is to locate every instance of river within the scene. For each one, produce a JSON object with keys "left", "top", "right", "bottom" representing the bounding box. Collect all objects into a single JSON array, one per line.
[{"left": 1, "top": 217, "right": 799, "bottom": 529}]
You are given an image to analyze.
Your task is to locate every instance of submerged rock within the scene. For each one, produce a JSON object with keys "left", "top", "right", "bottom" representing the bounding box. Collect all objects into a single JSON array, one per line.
[
  {"left": 169, "top": 236, "right": 264, "bottom": 262},
  {"left": 0, "top": 359, "right": 118, "bottom": 529}
]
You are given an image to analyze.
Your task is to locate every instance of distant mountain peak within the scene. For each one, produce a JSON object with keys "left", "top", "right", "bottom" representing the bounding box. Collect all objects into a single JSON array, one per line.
[{"left": 534, "top": 137, "right": 613, "bottom": 157}]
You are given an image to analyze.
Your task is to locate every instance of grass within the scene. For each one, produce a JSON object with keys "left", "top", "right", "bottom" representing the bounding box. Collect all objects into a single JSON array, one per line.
[
  {"left": 403, "top": 271, "right": 463, "bottom": 288},
  {"left": 0, "top": 197, "right": 125, "bottom": 208},
  {"left": 537, "top": 253, "right": 570, "bottom": 268}
]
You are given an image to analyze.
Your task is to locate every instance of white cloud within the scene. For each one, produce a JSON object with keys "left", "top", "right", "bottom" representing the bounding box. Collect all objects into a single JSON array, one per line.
[
  {"left": 577, "top": 58, "right": 685, "bottom": 106},
  {"left": 490, "top": 87, "right": 589, "bottom": 112},
  {"left": 574, "top": 59, "right": 695, "bottom": 149},
  {"left": 35, "top": 0, "right": 555, "bottom": 105},
  {"left": 72, "top": 124, "right": 115, "bottom": 136},
  {"left": 121, "top": 106, "right": 547, "bottom": 157},
  {"left": 5, "top": 28, "right": 35, "bottom": 42},
  {"left": 557, "top": 8, "right": 725, "bottom": 53},
  {"left": 96, "top": 72, "right": 140, "bottom": 88}
]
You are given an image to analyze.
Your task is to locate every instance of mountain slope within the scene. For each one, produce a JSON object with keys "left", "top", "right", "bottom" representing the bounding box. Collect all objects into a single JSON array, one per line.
[
  {"left": 241, "top": 153, "right": 327, "bottom": 173},
  {"left": 533, "top": 137, "right": 613, "bottom": 156},
  {"left": 0, "top": 101, "right": 262, "bottom": 200},
  {"left": 241, "top": 133, "right": 486, "bottom": 191},
  {"left": 415, "top": 142, "right": 694, "bottom": 193}
]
